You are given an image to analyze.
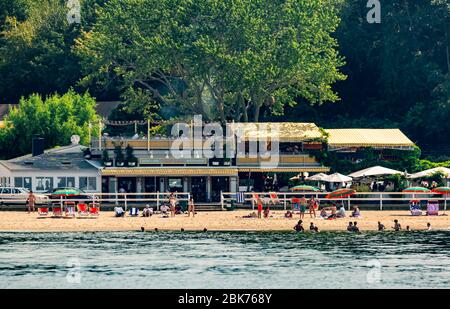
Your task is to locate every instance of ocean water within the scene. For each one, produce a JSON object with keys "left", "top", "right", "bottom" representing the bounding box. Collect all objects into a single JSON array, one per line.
[{"left": 0, "top": 231, "right": 449, "bottom": 289}]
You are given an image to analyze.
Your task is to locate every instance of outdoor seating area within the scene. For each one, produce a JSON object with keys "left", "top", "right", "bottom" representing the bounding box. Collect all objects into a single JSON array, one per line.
[{"left": 37, "top": 202, "right": 101, "bottom": 219}]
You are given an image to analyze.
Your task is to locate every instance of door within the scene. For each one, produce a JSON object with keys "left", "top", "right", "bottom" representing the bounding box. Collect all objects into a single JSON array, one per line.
[{"left": 191, "top": 177, "right": 207, "bottom": 202}]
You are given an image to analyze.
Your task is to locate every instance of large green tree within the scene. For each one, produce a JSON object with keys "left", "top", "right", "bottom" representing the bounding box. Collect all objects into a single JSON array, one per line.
[
  {"left": 0, "top": 90, "right": 100, "bottom": 159},
  {"left": 76, "top": 0, "right": 346, "bottom": 122}
]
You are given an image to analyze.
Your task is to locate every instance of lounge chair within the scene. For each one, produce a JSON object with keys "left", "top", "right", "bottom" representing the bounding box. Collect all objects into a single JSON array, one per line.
[
  {"left": 410, "top": 202, "right": 422, "bottom": 216},
  {"left": 269, "top": 192, "right": 281, "bottom": 206},
  {"left": 52, "top": 206, "right": 63, "bottom": 218},
  {"left": 129, "top": 207, "right": 139, "bottom": 217},
  {"left": 89, "top": 203, "right": 100, "bottom": 217},
  {"left": 426, "top": 201, "right": 439, "bottom": 216},
  {"left": 77, "top": 203, "right": 89, "bottom": 217},
  {"left": 37, "top": 207, "right": 49, "bottom": 217}
]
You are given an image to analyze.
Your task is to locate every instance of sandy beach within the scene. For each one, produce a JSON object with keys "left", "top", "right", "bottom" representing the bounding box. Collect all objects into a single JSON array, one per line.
[{"left": 0, "top": 210, "right": 449, "bottom": 232}]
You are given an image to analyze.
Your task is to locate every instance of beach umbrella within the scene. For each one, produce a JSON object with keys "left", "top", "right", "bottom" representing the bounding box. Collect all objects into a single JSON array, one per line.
[
  {"left": 408, "top": 167, "right": 450, "bottom": 179},
  {"left": 326, "top": 188, "right": 356, "bottom": 199},
  {"left": 51, "top": 188, "right": 79, "bottom": 196},
  {"left": 322, "top": 173, "right": 352, "bottom": 183},
  {"left": 431, "top": 187, "right": 450, "bottom": 195},
  {"left": 348, "top": 166, "right": 403, "bottom": 178},
  {"left": 305, "top": 173, "right": 328, "bottom": 181},
  {"left": 402, "top": 187, "right": 431, "bottom": 193},
  {"left": 290, "top": 185, "right": 320, "bottom": 192}
]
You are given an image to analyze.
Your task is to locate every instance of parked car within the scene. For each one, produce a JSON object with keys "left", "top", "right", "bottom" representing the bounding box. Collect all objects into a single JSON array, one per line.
[
  {"left": 0, "top": 187, "right": 50, "bottom": 206},
  {"left": 47, "top": 187, "right": 98, "bottom": 204}
]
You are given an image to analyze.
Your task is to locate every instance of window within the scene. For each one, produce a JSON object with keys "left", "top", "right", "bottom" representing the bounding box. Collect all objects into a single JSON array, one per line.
[
  {"left": 14, "top": 177, "right": 32, "bottom": 190},
  {"left": 57, "top": 177, "right": 75, "bottom": 188},
  {"left": 36, "top": 177, "right": 53, "bottom": 191},
  {"left": 79, "top": 177, "right": 97, "bottom": 191},
  {"left": 0, "top": 177, "right": 10, "bottom": 187}
]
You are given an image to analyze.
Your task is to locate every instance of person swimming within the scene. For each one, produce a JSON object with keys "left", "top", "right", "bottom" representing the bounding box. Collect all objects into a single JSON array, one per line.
[
  {"left": 294, "top": 220, "right": 304, "bottom": 232},
  {"left": 309, "top": 222, "right": 319, "bottom": 232}
]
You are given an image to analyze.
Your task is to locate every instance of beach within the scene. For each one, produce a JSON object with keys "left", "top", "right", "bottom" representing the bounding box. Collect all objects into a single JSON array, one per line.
[{"left": 0, "top": 210, "right": 449, "bottom": 232}]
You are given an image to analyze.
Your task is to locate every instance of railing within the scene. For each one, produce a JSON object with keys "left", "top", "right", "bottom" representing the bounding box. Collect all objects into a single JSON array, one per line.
[
  {"left": 0, "top": 192, "right": 191, "bottom": 211},
  {"left": 220, "top": 191, "right": 449, "bottom": 212}
]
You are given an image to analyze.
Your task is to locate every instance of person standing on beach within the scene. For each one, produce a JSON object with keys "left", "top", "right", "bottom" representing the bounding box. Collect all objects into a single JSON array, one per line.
[
  {"left": 27, "top": 190, "right": 36, "bottom": 213},
  {"left": 299, "top": 196, "right": 307, "bottom": 219},
  {"left": 188, "top": 196, "right": 195, "bottom": 218},
  {"left": 169, "top": 192, "right": 177, "bottom": 217},
  {"left": 257, "top": 197, "right": 263, "bottom": 219},
  {"left": 308, "top": 197, "right": 317, "bottom": 218}
]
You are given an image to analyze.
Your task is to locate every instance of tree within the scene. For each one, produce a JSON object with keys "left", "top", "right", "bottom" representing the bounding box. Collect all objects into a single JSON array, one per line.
[
  {"left": 75, "top": 0, "right": 346, "bottom": 122},
  {"left": 0, "top": 90, "right": 100, "bottom": 159}
]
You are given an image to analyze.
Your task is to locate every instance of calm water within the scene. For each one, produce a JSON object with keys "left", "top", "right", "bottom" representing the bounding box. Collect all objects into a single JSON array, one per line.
[{"left": 0, "top": 231, "right": 449, "bottom": 289}]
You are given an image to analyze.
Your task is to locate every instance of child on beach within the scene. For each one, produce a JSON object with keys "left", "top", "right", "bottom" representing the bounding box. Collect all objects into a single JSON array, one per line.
[
  {"left": 294, "top": 220, "right": 304, "bottom": 232},
  {"left": 263, "top": 206, "right": 270, "bottom": 219},
  {"left": 353, "top": 222, "right": 360, "bottom": 232},
  {"left": 309, "top": 222, "right": 319, "bottom": 232},
  {"left": 426, "top": 223, "right": 431, "bottom": 231},
  {"left": 378, "top": 222, "right": 385, "bottom": 231},
  {"left": 347, "top": 222, "right": 354, "bottom": 232},
  {"left": 350, "top": 206, "right": 361, "bottom": 218}
]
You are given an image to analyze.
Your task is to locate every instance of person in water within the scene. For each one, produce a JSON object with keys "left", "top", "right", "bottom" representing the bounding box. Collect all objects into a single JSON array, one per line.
[
  {"left": 377, "top": 221, "right": 385, "bottom": 231},
  {"left": 393, "top": 219, "right": 401, "bottom": 231},
  {"left": 352, "top": 222, "right": 360, "bottom": 232},
  {"left": 426, "top": 223, "right": 432, "bottom": 231},
  {"left": 309, "top": 222, "right": 319, "bottom": 232},
  {"left": 347, "top": 222, "right": 354, "bottom": 232},
  {"left": 294, "top": 220, "right": 304, "bottom": 232}
]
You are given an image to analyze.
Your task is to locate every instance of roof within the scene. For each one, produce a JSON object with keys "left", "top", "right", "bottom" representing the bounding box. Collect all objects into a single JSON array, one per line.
[
  {"left": 326, "top": 129, "right": 415, "bottom": 148},
  {"left": 102, "top": 167, "right": 238, "bottom": 176},
  {"left": 408, "top": 167, "right": 450, "bottom": 179},
  {"left": 0, "top": 151, "right": 99, "bottom": 172},
  {"left": 230, "top": 122, "right": 324, "bottom": 142}
]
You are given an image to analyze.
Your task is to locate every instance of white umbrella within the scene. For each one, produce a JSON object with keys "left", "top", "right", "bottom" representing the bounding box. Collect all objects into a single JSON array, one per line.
[
  {"left": 408, "top": 167, "right": 450, "bottom": 179},
  {"left": 305, "top": 173, "right": 328, "bottom": 181},
  {"left": 348, "top": 166, "right": 403, "bottom": 178},
  {"left": 322, "top": 173, "right": 352, "bottom": 183}
]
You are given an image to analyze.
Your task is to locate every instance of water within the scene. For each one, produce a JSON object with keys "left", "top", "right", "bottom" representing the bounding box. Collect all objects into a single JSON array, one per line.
[{"left": 0, "top": 231, "right": 449, "bottom": 289}]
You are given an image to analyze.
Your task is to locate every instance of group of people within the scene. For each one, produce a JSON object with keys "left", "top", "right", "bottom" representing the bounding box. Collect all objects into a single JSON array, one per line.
[
  {"left": 293, "top": 220, "right": 319, "bottom": 233},
  {"left": 114, "top": 192, "right": 196, "bottom": 218}
]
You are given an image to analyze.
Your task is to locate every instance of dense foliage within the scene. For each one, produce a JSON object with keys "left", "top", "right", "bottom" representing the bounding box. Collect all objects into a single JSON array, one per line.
[
  {"left": 0, "top": 0, "right": 449, "bottom": 164},
  {"left": 0, "top": 90, "right": 99, "bottom": 158}
]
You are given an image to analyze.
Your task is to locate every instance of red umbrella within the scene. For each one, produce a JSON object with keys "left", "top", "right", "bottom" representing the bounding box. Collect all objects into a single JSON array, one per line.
[{"left": 326, "top": 188, "right": 356, "bottom": 199}]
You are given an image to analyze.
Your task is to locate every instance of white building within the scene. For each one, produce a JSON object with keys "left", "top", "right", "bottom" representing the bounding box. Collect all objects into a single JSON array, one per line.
[{"left": 0, "top": 144, "right": 101, "bottom": 193}]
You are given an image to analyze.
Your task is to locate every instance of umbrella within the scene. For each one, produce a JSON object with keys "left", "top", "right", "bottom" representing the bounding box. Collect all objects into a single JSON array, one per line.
[
  {"left": 290, "top": 185, "right": 320, "bottom": 192},
  {"left": 322, "top": 173, "right": 352, "bottom": 183},
  {"left": 408, "top": 167, "right": 450, "bottom": 179},
  {"left": 432, "top": 187, "right": 450, "bottom": 195},
  {"left": 348, "top": 166, "right": 403, "bottom": 178},
  {"left": 326, "top": 188, "right": 356, "bottom": 199},
  {"left": 51, "top": 188, "right": 79, "bottom": 196},
  {"left": 305, "top": 173, "right": 328, "bottom": 181},
  {"left": 402, "top": 187, "right": 431, "bottom": 193}
]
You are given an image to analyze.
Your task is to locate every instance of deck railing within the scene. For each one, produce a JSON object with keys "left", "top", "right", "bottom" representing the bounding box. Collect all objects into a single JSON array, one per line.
[{"left": 220, "top": 191, "right": 448, "bottom": 212}]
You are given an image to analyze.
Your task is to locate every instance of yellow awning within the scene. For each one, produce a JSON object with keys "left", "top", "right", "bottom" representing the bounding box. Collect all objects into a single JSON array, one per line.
[
  {"left": 102, "top": 168, "right": 238, "bottom": 176},
  {"left": 326, "top": 129, "right": 415, "bottom": 148},
  {"left": 229, "top": 122, "right": 324, "bottom": 142}
]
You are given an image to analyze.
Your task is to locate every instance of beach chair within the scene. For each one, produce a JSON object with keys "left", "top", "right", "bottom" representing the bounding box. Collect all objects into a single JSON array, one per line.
[
  {"left": 37, "top": 207, "right": 49, "bottom": 218},
  {"left": 269, "top": 192, "right": 281, "bottom": 206},
  {"left": 291, "top": 198, "right": 300, "bottom": 211},
  {"left": 52, "top": 206, "right": 63, "bottom": 218},
  {"left": 426, "top": 201, "right": 439, "bottom": 216},
  {"left": 409, "top": 202, "right": 422, "bottom": 216},
  {"left": 77, "top": 203, "right": 89, "bottom": 218},
  {"left": 89, "top": 203, "right": 100, "bottom": 217},
  {"left": 129, "top": 207, "right": 139, "bottom": 217}
]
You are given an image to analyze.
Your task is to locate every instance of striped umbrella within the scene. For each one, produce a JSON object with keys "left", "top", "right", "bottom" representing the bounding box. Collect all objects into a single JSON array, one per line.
[
  {"left": 402, "top": 187, "right": 431, "bottom": 193},
  {"left": 326, "top": 188, "right": 356, "bottom": 199},
  {"left": 290, "top": 185, "right": 320, "bottom": 192},
  {"left": 431, "top": 187, "right": 450, "bottom": 195}
]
